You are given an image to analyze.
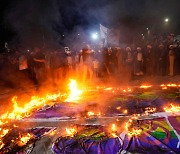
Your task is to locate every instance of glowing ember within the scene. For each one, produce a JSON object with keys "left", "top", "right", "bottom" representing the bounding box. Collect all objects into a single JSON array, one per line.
[
  {"left": 65, "top": 79, "right": 83, "bottom": 102},
  {"left": 18, "top": 133, "right": 33, "bottom": 146},
  {"left": 140, "top": 85, "right": 152, "bottom": 89},
  {"left": 167, "top": 84, "right": 177, "bottom": 87},
  {"left": 111, "top": 123, "right": 117, "bottom": 132},
  {"left": 162, "top": 86, "right": 167, "bottom": 90},
  {"left": 65, "top": 127, "right": 77, "bottom": 137},
  {"left": 123, "top": 110, "right": 128, "bottom": 114},
  {"left": 164, "top": 104, "right": 180, "bottom": 113},
  {"left": 116, "top": 106, "right": 121, "bottom": 110},
  {"left": 160, "top": 84, "right": 166, "bottom": 87}
]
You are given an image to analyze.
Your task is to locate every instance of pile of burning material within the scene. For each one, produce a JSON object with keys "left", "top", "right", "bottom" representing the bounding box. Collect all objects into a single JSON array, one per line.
[
  {"left": 52, "top": 124, "right": 122, "bottom": 154},
  {"left": 0, "top": 126, "right": 56, "bottom": 153},
  {"left": 52, "top": 114, "right": 180, "bottom": 154}
]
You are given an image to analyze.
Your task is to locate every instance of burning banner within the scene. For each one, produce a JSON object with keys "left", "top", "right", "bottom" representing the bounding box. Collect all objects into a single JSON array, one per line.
[{"left": 52, "top": 115, "right": 180, "bottom": 154}]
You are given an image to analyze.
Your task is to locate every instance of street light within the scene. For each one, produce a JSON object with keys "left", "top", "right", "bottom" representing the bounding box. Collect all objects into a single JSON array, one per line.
[
  {"left": 164, "top": 18, "right": 169, "bottom": 23},
  {"left": 91, "top": 32, "right": 98, "bottom": 40}
]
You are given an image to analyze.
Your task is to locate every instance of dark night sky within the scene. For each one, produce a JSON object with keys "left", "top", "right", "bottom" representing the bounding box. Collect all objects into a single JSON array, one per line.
[{"left": 0, "top": 0, "right": 180, "bottom": 48}]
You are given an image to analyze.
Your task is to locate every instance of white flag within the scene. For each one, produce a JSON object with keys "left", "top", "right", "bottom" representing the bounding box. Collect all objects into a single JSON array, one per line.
[{"left": 100, "top": 24, "right": 120, "bottom": 47}]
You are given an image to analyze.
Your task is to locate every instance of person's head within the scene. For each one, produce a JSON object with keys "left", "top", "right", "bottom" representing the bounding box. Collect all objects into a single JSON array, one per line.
[
  {"left": 147, "top": 44, "right": 152, "bottom": 49},
  {"left": 159, "top": 44, "right": 164, "bottom": 49},
  {"left": 126, "top": 47, "right": 131, "bottom": 52},
  {"left": 108, "top": 47, "right": 112, "bottom": 54},
  {"left": 137, "top": 47, "right": 142, "bottom": 52},
  {"left": 34, "top": 47, "right": 40, "bottom": 53},
  {"left": 169, "top": 45, "right": 174, "bottom": 50}
]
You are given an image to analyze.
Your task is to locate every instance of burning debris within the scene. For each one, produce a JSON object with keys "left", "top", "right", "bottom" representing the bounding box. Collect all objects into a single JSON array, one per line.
[
  {"left": 164, "top": 104, "right": 180, "bottom": 113},
  {"left": 0, "top": 81, "right": 179, "bottom": 153},
  {"left": 0, "top": 126, "right": 55, "bottom": 153}
]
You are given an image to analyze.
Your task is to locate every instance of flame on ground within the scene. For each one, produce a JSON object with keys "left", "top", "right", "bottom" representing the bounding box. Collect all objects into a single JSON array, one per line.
[
  {"left": 65, "top": 127, "right": 77, "bottom": 137},
  {"left": 125, "top": 119, "right": 142, "bottom": 137},
  {"left": 0, "top": 92, "right": 61, "bottom": 125},
  {"left": 109, "top": 123, "right": 118, "bottom": 138},
  {"left": 18, "top": 133, "right": 34, "bottom": 146},
  {"left": 140, "top": 85, "right": 152, "bottom": 89},
  {"left": 65, "top": 79, "right": 83, "bottom": 102},
  {"left": 87, "top": 111, "right": 101, "bottom": 117},
  {"left": 164, "top": 104, "right": 180, "bottom": 113}
]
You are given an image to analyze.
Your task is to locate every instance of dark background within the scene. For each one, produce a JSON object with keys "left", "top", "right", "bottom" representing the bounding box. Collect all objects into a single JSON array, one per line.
[{"left": 0, "top": 0, "right": 180, "bottom": 50}]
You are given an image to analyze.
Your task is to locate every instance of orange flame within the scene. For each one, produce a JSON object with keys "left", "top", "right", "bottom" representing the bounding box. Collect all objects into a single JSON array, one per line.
[
  {"left": 164, "top": 104, "right": 180, "bottom": 113},
  {"left": 0, "top": 92, "right": 61, "bottom": 125},
  {"left": 87, "top": 111, "right": 101, "bottom": 117},
  {"left": 104, "top": 87, "right": 113, "bottom": 91},
  {"left": 140, "top": 85, "right": 152, "bottom": 89},
  {"left": 65, "top": 127, "right": 77, "bottom": 137},
  {"left": 111, "top": 123, "right": 117, "bottom": 132},
  {"left": 18, "top": 133, "right": 33, "bottom": 146},
  {"left": 109, "top": 123, "right": 118, "bottom": 138},
  {"left": 167, "top": 84, "right": 177, "bottom": 87},
  {"left": 125, "top": 119, "right": 142, "bottom": 136},
  {"left": 65, "top": 79, "right": 83, "bottom": 102},
  {"left": 123, "top": 110, "right": 128, "bottom": 114}
]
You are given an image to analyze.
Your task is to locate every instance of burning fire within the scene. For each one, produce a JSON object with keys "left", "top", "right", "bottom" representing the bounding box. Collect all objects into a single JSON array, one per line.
[
  {"left": 111, "top": 123, "right": 117, "bottom": 132},
  {"left": 109, "top": 123, "right": 118, "bottom": 138},
  {"left": 145, "top": 107, "right": 156, "bottom": 115},
  {"left": 123, "top": 110, "right": 128, "bottom": 114},
  {"left": 164, "top": 104, "right": 180, "bottom": 113},
  {"left": 65, "top": 79, "right": 83, "bottom": 102},
  {"left": 0, "top": 92, "right": 61, "bottom": 125},
  {"left": 125, "top": 119, "right": 142, "bottom": 136},
  {"left": 0, "top": 92, "right": 61, "bottom": 149},
  {"left": 18, "top": 133, "right": 34, "bottom": 146},
  {"left": 65, "top": 127, "right": 77, "bottom": 137},
  {"left": 140, "top": 85, "right": 152, "bottom": 89},
  {"left": 167, "top": 84, "right": 177, "bottom": 87},
  {"left": 87, "top": 111, "right": 101, "bottom": 117},
  {"left": 104, "top": 87, "right": 113, "bottom": 91}
]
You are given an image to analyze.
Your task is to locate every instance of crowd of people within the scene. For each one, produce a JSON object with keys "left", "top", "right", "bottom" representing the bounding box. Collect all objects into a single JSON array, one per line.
[{"left": 0, "top": 33, "right": 180, "bottom": 88}]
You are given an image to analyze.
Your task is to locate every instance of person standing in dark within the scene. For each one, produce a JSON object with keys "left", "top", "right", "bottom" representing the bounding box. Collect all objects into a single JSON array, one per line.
[
  {"left": 124, "top": 47, "right": 133, "bottom": 79},
  {"left": 168, "top": 45, "right": 175, "bottom": 76},
  {"left": 145, "top": 45, "right": 154, "bottom": 76},
  {"left": 32, "top": 47, "right": 46, "bottom": 85},
  {"left": 81, "top": 44, "right": 94, "bottom": 83},
  {"left": 134, "top": 47, "right": 144, "bottom": 76},
  {"left": 104, "top": 47, "right": 116, "bottom": 76},
  {"left": 157, "top": 44, "right": 166, "bottom": 76}
]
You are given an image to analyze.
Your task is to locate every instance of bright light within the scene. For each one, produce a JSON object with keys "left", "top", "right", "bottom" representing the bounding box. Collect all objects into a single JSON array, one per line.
[
  {"left": 165, "top": 18, "right": 169, "bottom": 22},
  {"left": 91, "top": 32, "right": 98, "bottom": 40}
]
